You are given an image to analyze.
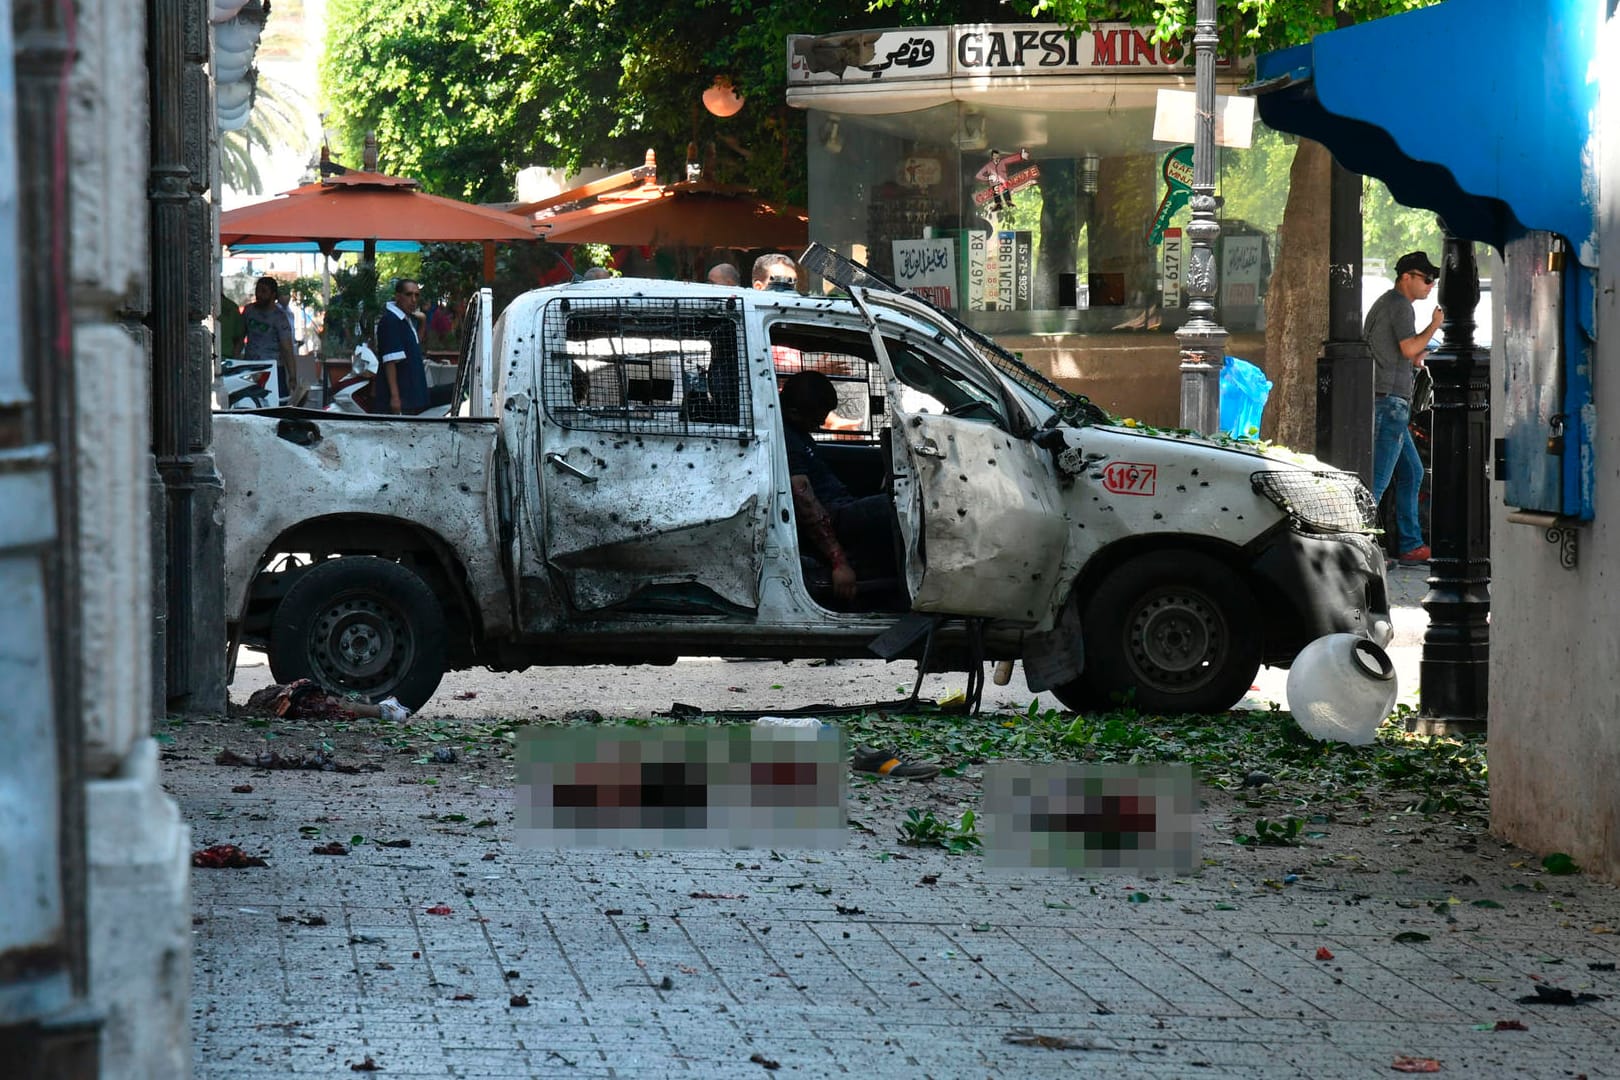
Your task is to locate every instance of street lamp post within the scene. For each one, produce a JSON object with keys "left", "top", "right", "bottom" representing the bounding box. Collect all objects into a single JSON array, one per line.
[{"left": 1177, "top": 0, "right": 1226, "bottom": 434}]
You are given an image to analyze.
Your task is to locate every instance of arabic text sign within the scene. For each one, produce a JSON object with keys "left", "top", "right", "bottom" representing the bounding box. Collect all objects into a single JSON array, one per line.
[
  {"left": 788, "top": 29, "right": 950, "bottom": 83},
  {"left": 892, "top": 238, "right": 956, "bottom": 308}
]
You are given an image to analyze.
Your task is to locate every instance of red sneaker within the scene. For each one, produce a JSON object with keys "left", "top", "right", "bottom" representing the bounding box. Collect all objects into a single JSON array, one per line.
[{"left": 1397, "top": 545, "right": 1431, "bottom": 564}]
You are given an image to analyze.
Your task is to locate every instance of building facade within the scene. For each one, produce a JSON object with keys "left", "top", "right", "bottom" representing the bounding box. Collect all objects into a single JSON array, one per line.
[{"left": 787, "top": 23, "right": 1266, "bottom": 424}]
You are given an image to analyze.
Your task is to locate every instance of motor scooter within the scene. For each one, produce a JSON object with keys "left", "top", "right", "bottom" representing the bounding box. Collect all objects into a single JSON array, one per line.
[
  {"left": 323, "top": 344, "right": 378, "bottom": 415},
  {"left": 324, "top": 343, "right": 457, "bottom": 417},
  {"left": 217, "top": 358, "right": 280, "bottom": 410}
]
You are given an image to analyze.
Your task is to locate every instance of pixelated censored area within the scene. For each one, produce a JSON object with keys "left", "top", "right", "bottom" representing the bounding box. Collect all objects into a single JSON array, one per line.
[
  {"left": 515, "top": 726, "right": 847, "bottom": 850},
  {"left": 982, "top": 763, "right": 1198, "bottom": 875}
]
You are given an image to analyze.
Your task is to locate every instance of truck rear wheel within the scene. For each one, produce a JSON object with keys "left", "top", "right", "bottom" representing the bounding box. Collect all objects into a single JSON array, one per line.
[
  {"left": 1055, "top": 551, "right": 1259, "bottom": 715},
  {"left": 268, "top": 556, "right": 448, "bottom": 711}
]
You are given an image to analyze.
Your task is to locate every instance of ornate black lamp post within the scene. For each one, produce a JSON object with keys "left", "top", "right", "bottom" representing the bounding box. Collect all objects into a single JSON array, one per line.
[
  {"left": 1416, "top": 235, "right": 1491, "bottom": 733},
  {"left": 1177, "top": 0, "right": 1226, "bottom": 434}
]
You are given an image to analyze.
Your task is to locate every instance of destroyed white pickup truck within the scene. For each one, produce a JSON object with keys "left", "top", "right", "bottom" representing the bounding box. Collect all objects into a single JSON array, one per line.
[{"left": 216, "top": 247, "right": 1392, "bottom": 714}]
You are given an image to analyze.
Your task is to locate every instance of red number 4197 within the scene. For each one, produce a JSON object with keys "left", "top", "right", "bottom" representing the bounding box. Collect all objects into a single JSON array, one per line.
[{"left": 1102, "top": 461, "right": 1157, "bottom": 496}]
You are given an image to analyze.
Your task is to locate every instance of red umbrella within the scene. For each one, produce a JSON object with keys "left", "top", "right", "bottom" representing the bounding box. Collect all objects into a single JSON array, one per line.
[
  {"left": 534, "top": 179, "right": 807, "bottom": 250},
  {"left": 220, "top": 170, "right": 539, "bottom": 255}
]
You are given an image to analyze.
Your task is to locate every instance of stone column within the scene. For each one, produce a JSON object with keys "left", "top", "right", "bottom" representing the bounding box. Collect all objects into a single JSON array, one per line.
[{"left": 150, "top": 0, "right": 227, "bottom": 714}]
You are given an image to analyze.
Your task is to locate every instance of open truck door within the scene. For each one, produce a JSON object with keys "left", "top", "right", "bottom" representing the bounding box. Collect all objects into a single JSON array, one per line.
[{"left": 847, "top": 287, "right": 1070, "bottom": 624}]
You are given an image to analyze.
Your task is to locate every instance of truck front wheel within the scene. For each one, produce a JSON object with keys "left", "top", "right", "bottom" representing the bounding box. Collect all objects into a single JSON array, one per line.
[
  {"left": 268, "top": 556, "right": 448, "bottom": 711},
  {"left": 1055, "top": 551, "right": 1260, "bottom": 715}
]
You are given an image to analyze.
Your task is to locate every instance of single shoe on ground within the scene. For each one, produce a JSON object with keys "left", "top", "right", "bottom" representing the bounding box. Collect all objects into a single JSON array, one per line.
[
  {"left": 377, "top": 696, "right": 412, "bottom": 723},
  {"left": 1397, "top": 544, "right": 1431, "bottom": 565},
  {"left": 851, "top": 745, "right": 941, "bottom": 780}
]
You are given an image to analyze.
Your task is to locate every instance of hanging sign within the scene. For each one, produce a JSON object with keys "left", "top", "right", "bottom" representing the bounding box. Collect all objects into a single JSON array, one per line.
[
  {"left": 1148, "top": 145, "right": 1194, "bottom": 245},
  {"left": 972, "top": 149, "right": 1040, "bottom": 214}
]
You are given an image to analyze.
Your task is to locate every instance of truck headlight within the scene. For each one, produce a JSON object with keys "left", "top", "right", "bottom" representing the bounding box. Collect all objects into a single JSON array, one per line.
[{"left": 1250, "top": 470, "right": 1376, "bottom": 535}]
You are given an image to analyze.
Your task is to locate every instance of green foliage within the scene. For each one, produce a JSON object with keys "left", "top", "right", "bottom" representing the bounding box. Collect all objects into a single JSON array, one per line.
[
  {"left": 283, "top": 276, "right": 326, "bottom": 313},
  {"left": 897, "top": 808, "right": 983, "bottom": 852},
  {"left": 1010, "top": 0, "right": 1438, "bottom": 55},
  {"left": 321, "top": 0, "right": 1024, "bottom": 206},
  {"left": 1234, "top": 815, "right": 1302, "bottom": 847}
]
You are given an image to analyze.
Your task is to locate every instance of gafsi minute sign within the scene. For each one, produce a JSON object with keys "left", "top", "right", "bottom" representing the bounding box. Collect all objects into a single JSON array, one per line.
[
  {"left": 789, "top": 23, "right": 1239, "bottom": 85},
  {"left": 956, "top": 24, "right": 1202, "bottom": 71}
]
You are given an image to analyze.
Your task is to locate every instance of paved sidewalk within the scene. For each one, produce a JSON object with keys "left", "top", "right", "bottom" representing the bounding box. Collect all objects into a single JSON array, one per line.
[{"left": 179, "top": 568, "right": 1620, "bottom": 1079}]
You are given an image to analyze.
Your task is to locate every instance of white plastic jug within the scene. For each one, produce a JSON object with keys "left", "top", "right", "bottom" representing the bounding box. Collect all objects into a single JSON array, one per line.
[{"left": 1285, "top": 633, "right": 1398, "bottom": 745}]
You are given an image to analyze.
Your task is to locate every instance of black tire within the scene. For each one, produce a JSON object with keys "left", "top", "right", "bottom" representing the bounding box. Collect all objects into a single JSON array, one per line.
[
  {"left": 1054, "top": 551, "right": 1260, "bottom": 715},
  {"left": 268, "top": 556, "right": 448, "bottom": 710}
]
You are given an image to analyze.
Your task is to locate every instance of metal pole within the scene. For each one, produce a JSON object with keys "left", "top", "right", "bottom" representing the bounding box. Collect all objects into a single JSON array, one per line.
[
  {"left": 1415, "top": 234, "right": 1491, "bottom": 733},
  {"left": 1176, "top": 0, "right": 1226, "bottom": 434},
  {"left": 1315, "top": 162, "right": 1375, "bottom": 488}
]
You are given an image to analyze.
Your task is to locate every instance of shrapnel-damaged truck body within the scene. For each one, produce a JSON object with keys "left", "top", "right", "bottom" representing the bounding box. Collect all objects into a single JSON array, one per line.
[{"left": 216, "top": 248, "right": 1392, "bottom": 714}]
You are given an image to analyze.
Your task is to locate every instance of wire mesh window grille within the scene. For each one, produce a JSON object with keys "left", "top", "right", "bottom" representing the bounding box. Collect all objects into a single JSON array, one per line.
[
  {"left": 541, "top": 296, "right": 751, "bottom": 437},
  {"left": 768, "top": 324, "right": 887, "bottom": 444},
  {"left": 1250, "top": 470, "right": 1378, "bottom": 535}
]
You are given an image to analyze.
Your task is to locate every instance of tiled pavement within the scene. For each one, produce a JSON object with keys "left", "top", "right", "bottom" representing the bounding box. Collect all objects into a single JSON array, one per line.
[{"left": 180, "top": 760, "right": 1620, "bottom": 1079}]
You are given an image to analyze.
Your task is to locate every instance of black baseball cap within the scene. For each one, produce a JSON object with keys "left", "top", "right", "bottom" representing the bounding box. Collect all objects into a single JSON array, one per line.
[{"left": 1394, "top": 251, "right": 1440, "bottom": 279}]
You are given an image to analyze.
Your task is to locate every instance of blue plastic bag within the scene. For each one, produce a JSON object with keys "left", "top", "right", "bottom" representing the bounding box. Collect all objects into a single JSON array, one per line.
[{"left": 1219, "top": 355, "right": 1272, "bottom": 439}]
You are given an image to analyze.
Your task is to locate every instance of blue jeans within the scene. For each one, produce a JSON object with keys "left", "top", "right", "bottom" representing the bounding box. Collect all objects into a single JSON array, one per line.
[{"left": 1371, "top": 394, "right": 1424, "bottom": 553}]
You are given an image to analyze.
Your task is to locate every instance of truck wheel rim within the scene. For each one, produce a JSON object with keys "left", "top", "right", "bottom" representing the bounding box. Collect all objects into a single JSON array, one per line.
[
  {"left": 311, "top": 595, "right": 411, "bottom": 686},
  {"left": 1128, "top": 590, "right": 1226, "bottom": 690}
]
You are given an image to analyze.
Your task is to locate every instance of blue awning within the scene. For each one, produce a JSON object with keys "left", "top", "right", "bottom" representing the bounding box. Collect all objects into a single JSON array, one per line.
[
  {"left": 225, "top": 239, "right": 424, "bottom": 256},
  {"left": 1251, "top": 0, "right": 1599, "bottom": 267}
]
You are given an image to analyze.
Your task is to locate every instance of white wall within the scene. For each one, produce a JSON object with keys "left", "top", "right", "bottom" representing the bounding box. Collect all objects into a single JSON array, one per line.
[{"left": 1489, "top": 9, "right": 1620, "bottom": 875}]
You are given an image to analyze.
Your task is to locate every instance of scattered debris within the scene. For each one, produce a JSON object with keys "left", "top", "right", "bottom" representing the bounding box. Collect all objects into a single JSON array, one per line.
[
  {"left": 231, "top": 784, "right": 254, "bottom": 794},
  {"left": 1516, "top": 985, "right": 1604, "bottom": 1006},
  {"left": 658, "top": 975, "right": 674, "bottom": 990},
  {"left": 1589, "top": 962, "right": 1615, "bottom": 972},
  {"left": 375, "top": 838, "right": 412, "bottom": 848},
  {"left": 1241, "top": 771, "right": 1275, "bottom": 789},
  {"left": 1493, "top": 1020, "right": 1527, "bottom": 1031},
  {"left": 348, "top": 1056, "right": 381, "bottom": 1072},
  {"left": 1390, "top": 1056, "right": 1441, "bottom": 1073},
  {"left": 423, "top": 904, "right": 453, "bottom": 916},
  {"left": 603, "top": 908, "right": 624, "bottom": 916},
  {"left": 277, "top": 913, "right": 328, "bottom": 927},
  {"left": 312, "top": 841, "right": 350, "bottom": 856},
  {"left": 749, "top": 1052, "right": 780, "bottom": 1070},
  {"left": 690, "top": 892, "right": 747, "bottom": 900},
  {"left": 1004, "top": 1031, "right": 1088, "bottom": 1050},
  {"left": 349, "top": 935, "right": 384, "bottom": 945},
  {"left": 835, "top": 905, "right": 865, "bottom": 916},
  {"left": 452, "top": 993, "right": 475, "bottom": 1001},
  {"left": 1393, "top": 932, "right": 1431, "bottom": 944},
  {"left": 432, "top": 747, "right": 458, "bottom": 764},
  {"left": 192, "top": 844, "right": 267, "bottom": 869},
  {"left": 1316, "top": 947, "right": 1335, "bottom": 961},
  {"left": 216, "top": 747, "right": 381, "bottom": 774},
  {"left": 508, "top": 993, "right": 530, "bottom": 1007},
  {"left": 452, "top": 691, "right": 478, "bottom": 700}
]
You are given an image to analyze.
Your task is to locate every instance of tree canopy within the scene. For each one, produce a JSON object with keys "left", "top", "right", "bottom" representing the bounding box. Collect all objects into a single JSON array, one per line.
[{"left": 320, "top": 0, "right": 1018, "bottom": 204}]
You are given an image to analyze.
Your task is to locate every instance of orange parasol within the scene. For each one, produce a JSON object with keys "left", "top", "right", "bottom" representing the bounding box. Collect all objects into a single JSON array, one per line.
[
  {"left": 534, "top": 179, "right": 807, "bottom": 250},
  {"left": 220, "top": 171, "right": 539, "bottom": 256}
]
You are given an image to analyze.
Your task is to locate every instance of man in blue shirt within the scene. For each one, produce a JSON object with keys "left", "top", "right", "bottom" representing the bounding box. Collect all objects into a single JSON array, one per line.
[
  {"left": 1364, "top": 251, "right": 1445, "bottom": 565},
  {"left": 376, "top": 278, "right": 430, "bottom": 414}
]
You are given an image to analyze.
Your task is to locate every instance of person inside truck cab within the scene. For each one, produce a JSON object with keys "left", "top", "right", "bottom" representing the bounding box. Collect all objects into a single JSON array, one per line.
[{"left": 780, "top": 371, "right": 895, "bottom": 604}]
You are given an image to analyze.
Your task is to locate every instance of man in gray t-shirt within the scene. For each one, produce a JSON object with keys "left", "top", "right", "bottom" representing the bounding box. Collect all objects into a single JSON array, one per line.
[{"left": 1364, "top": 251, "right": 1444, "bottom": 564}]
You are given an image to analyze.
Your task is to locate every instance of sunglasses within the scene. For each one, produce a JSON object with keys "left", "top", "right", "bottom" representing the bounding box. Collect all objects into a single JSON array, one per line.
[{"left": 1410, "top": 272, "right": 1435, "bottom": 285}]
